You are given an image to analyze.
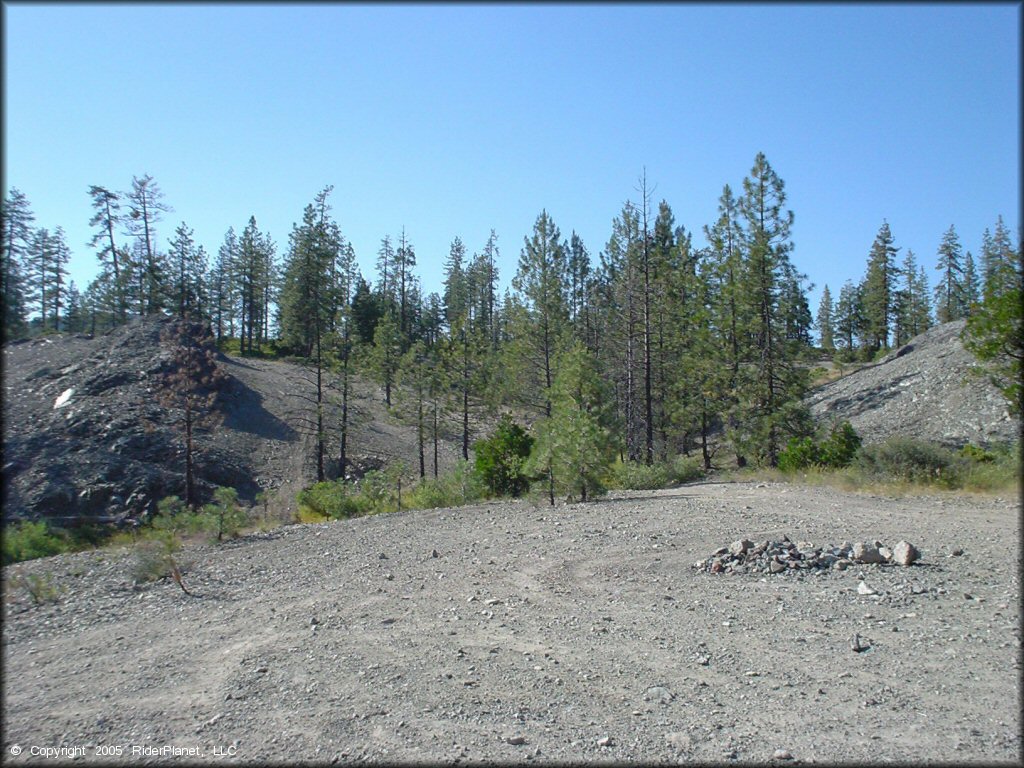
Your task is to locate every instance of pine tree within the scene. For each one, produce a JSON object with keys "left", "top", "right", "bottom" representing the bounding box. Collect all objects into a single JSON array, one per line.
[
  {"left": 861, "top": 220, "right": 900, "bottom": 350},
  {"left": 159, "top": 317, "right": 225, "bottom": 509},
  {"left": 509, "top": 210, "right": 569, "bottom": 418},
  {"left": 703, "top": 184, "right": 747, "bottom": 466},
  {"left": 87, "top": 185, "right": 126, "bottom": 322},
  {"left": 209, "top": 228, "right": 238, "bottom": 342},
  {"left": 962, "top": 250, "right": 980, "bottom": 315},
  {"left": 26, "top": 227, "right": 53, "bottom": 330},
  {"left": 817, "top": 284, "right": 835, "bottom": 351},
  {"left": 47, "top": 226, "right": 70, "bottom": 331},
  {"left": 443, "top": 236, "right": 467, "bottom": 330},
  {"left": 934, "top": 224, "right": 966, "bottom": 323},
  {"left": 124, "top": 174, "right": 171, "bottom": 314},
  {"left": 981, "top": 216, "right": 1018, "bottom": 300},
  {"left": 736, "top": 152, "right": 807, "bottom": 467},
  {"left": 834, "top": 280, "right": 862, "bottom": 352},
  {"left": 369, "top": 310, "right": 402, "bottom": 407},
  {"left": 525, "top": 341, "right": 617, "bottom": 503},
  {"left": 167, "top": 222, "right": 207, "bottom": 320},
  {"left": 64, "top": 281, "right": 84, "bottom": 333},
  {"left": 1, "top": 188, "right": 33, "bottom": 340}
]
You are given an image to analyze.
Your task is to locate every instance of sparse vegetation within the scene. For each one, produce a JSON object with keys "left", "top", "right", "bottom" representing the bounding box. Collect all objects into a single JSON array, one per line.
[
  {"left": 9, "top": 570, "right": 63, "bottom": 604},
  {"left": 3, "top": 520, "right": 70, "bottom": 564}
]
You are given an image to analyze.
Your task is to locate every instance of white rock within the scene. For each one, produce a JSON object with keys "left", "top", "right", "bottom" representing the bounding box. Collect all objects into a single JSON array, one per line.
[
  {"left": 857, "top": 581, "right": 876, "bottom": 595},
  {"left": 53, "top": 388, "right": 74, "bottom": 409},
  {"left": 892, "top": 541, "right": 920, "bottom": 566}
]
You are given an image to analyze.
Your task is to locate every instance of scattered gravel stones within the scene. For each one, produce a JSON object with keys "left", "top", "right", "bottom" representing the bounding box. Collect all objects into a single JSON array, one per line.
[{"left": 694, "top": 536, "right": 924, "bottom": 575}]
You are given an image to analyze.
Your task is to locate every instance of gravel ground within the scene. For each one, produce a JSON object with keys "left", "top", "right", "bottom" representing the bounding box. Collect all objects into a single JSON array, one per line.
[{"left": 2, "top": 481, "right": 1020, "bottom": 765}]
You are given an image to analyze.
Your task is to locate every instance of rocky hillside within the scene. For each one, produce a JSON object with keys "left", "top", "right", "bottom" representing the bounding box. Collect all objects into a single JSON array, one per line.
[
  {"left": 805, "top": 320, "right": 1019, "bottom": 448},
  {"left": 2, "top": 317, "right": 470, "bottom": 527}
]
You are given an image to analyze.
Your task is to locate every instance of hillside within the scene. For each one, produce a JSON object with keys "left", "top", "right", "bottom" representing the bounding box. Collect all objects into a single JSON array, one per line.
[
  {"left": 1, "top": 317, "right": 473, "bottom": 526},
  {"left": 805, "top": 320, "right": 1019, "bottom": 448}
]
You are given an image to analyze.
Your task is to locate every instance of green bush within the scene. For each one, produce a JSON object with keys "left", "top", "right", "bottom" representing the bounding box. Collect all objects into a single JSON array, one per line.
[
  {"left": 959, "top": 443, "right": 996, "bottom": 463},
  {"left": 777, "top": 422, "right": 861, "bottom": 473},
  {"left": 819, "top": 421, "right": 862, "bottom": 468},
  {"left": 473, "top": 414, "right": 534, "bottom": 497},
  {"left": 298, "top": 481, "right": 370, "bottom": 520},
  {"left": 201, "top": 487, "right": 248, "bottom": 540},
  {"left": 131, "top": 530, "right": 182, "bottom": 584},
  {"left": 778, "top": 436, "right": 819, "bottom": 472},
  {"left": 609, "top": 460, "right": 670, "bottom": 490},
  {"left": 856, "top": 437, "right": 964, "bottom": 486},
  {"left": 10, "top": 571, "right": 63, "bottom": 604},
  {"left": 3, "top": 520, "right": 70, "bottom": 564},
  {"left": 671, "top": 455, "right": 707, "bottom": 484}
]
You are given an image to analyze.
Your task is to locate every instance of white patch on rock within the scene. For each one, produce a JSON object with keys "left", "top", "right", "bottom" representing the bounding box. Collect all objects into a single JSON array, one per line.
[{"left": 53, "top": 388, "right": 74, "bottom": 409}]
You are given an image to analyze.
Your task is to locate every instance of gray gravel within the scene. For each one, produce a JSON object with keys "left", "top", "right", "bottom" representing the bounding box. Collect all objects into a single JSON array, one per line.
[{"left": 2, "top": 481, "right": 1020, "bottom": 764}]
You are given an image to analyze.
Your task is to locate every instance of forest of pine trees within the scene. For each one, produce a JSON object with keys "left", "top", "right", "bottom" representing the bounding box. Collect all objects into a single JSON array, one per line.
[{"left": 2, "top": 160, "right": 1020, "bottom": 479}]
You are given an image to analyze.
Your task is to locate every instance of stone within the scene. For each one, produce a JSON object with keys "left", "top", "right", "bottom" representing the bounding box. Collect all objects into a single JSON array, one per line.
[
  {"left": 852, "top": 542, "right": 886, "bottom": 564},
  {"left": 665, "top": 732, "right": 692, "bottom": 752},
  {"left": 878, "top": 546, "right": 893, "bottom": 561},
  {"left": 892, "top": 541, "right": 920, "bottom": 566},
  {"left": 850, "top": 634, "right": 869, "bottom": 653},
  {"left": 857, "top": 581, "right": 876, "bottom": 596},
  {"left": 772, "top": 748, "right": 794, "bottom": 760},
  {"left": 729, "top": 539, "right": 754, "bottom": 556},
  {"left": 597, "top": 736, "right": 614, "bottom": 748},
  {"left": 769, "top": 560, "right": 786, "bottom": 574},
  {"left": 645, "top": 686, "right": 675, "bottom": 704},
  {"left": 506, "top": 735, "right": 527, "bottom": 746}
]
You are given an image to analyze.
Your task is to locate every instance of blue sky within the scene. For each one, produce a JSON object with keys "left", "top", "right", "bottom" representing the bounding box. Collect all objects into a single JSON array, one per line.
[{"left": 3, "top": 3, "right": 1020, "bottom": 327}]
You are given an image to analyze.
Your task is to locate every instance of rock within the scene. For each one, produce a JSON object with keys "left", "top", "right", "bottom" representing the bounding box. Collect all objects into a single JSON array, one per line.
[
  {"left": 597, "top": 736, "right": 614, "bottom": 748},
  {"left": 769, "top": 560, "right": 786, "bottom": 574},
  {"left": 857, "top": 581, "right": 876, "bottom": 596},
  {"left": 951, "top": 548, "right": 964, "bottom": 557},
  {"left": 729, "top": 539, "right": 754, "bottom": 556},
  {"left": 892, "top": 541, "right": 920, "bottom": 566},
  {"left": 850, "top": 634, "right": 870, "bottom": 653},
  {"left": 665, "top": 732, "right": 692, "bottom": 752},
  {"left": 644, "top": 686, "right": 675, "bottom": 704},
  {"left": 852, "top": 543, "right": 886, "bottom": 564},
  {"left": 772, "top": 748, "right": 794, "bottom": 760},
  {"left": 879, "top": 546, "right": 893, "bottom": 561},
  {"left": 506, "top": 735, "right": 527, "bottom": 746}
]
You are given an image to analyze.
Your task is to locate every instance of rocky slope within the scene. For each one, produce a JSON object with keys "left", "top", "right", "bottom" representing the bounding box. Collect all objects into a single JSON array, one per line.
[
  {"left": 2, "top": 317, "right": 470, "bottom": 527},
  {"left": 2, "top": 482, "right": 1019, "bottom": 763},
  {"left": 806, "top": 320, "right": 1019, "bottom": 448}
]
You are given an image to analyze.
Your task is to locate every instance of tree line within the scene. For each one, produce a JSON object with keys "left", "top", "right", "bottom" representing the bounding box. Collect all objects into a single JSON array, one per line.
[{"left": 2, "top": 157, "right": 1019, "bottom": 495}]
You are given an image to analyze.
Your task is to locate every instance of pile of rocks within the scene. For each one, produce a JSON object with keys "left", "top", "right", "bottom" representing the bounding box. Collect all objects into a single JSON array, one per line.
[{"left": 692, "top": 536, "right": 920, "bottom": 576}]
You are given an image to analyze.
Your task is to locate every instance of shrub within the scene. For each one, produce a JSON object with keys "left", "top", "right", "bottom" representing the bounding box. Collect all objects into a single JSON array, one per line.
[
  {"left": 856, "top": 437, "right": 964, "bottom": 486},
  {"left": 959, "top": 443, "right": 996, "bottom": 463},
  {"left": 819, "top": 421, "right": 862, "bottom": 468},
  {"left": 298, "top": 481, "right": 370, "bottom": 520},
  {"left": 473, "top": 414, "right": 534, "bottom": 497},
  {"left": 131, "top": 530, "right": 182, "bottom": 584},
  {"left": 671, "top": 455, "right": 706, "bottom": 484},
  {"left": 3, "top": 520, "right": 69, "bottom": 564},
  {"left": 778, "top": 422, "right": 861, "bottom": 473},
  {"left": 201, "top": 487, "right": 248, "bottom": 541},
  {"left": 10, "top": 571, "right": 63, "bottom": 605},
  {"left": 609, "top": 460, "right": 670, "bottom": 490}
]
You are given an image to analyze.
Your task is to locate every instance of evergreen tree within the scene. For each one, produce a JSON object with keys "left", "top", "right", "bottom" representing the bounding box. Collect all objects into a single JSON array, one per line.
[
  {"left": 965, "top": 229, "right": 1023, "bottom": 416},
  {"left": 736, "top": 152, "right": 807, "bottom": 467},
  {"left": 525, "top": 341, "right": 617, "bottom": 503},
  {"left": 369, "top": 310, "right": 402, "bottom": 407},
  {"left": 63, "top": 281, "right": 84, "bottom": 333},
  {"left": 443, "top": 236, "right": 467, "bottom": 330},
  {"left": 934, "top": 224, "right": 966, "bottom": 322},
  {"left": 509, "top": 210, "right": 569, "bottom": 417},
  {"left": 87, "top": 185, "right": 126, "bottom": 322},
  {"left": 981, "top": 215, "right": 1018, "bottom": 300},
  {"left": 895, "top": 249, "right": 932, "bottom": 343},
  {"left": 167, "top": 221, "right": 206, "bottom": 320},
  {"left": 159, "top": 317, "right": 225, "bottom": 509},
  {"left": 962, "top": 250, "right": 980, "bottom": 314},
  {"left": 816, "top": 284, "right": 834, "bottom": 351},
  {"left": 47, "top": 226, "right": 70, "bottom": 331},
  {"left": 26, "top": 227, "right": 53, "bottom": 330},
  {"left": 124, "top": 174, "right": 171, "bottom": 314},
  {"left": 834, "top": 280, "right": 862, "bottom": 352},
  {"left": 861, "top": 220, "right": 900, "bottom": 350},
  {"left": 351, "top": 275, "right": 382, "bottom": 344},
  {"left": 1, "top": 188, "right": 33, "bottom": 340}
]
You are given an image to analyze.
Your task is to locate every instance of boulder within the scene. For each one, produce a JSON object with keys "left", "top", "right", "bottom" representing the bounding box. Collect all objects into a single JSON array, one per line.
[
  {"left": 851, "top": 542, "right": 886, "bottom": 564},
  {"left": 892, "top": 540, "right": 920, "bottom": 566}
]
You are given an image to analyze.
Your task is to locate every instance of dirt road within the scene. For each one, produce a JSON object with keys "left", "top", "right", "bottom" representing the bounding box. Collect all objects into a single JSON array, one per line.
[{"left": 2, "top": 481, "right": 1020, "bottom": 764}]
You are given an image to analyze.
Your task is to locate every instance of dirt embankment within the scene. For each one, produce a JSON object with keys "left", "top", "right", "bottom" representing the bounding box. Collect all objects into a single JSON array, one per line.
[
  {"left": 2, "top": 318, "right": 476, "bottom": 526},
  {"left": 2, "top": 481, "right": 1019, "bottom": 764},
  {"left": 806, "top": 320, "right": 1019, "bottom": 448}
]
